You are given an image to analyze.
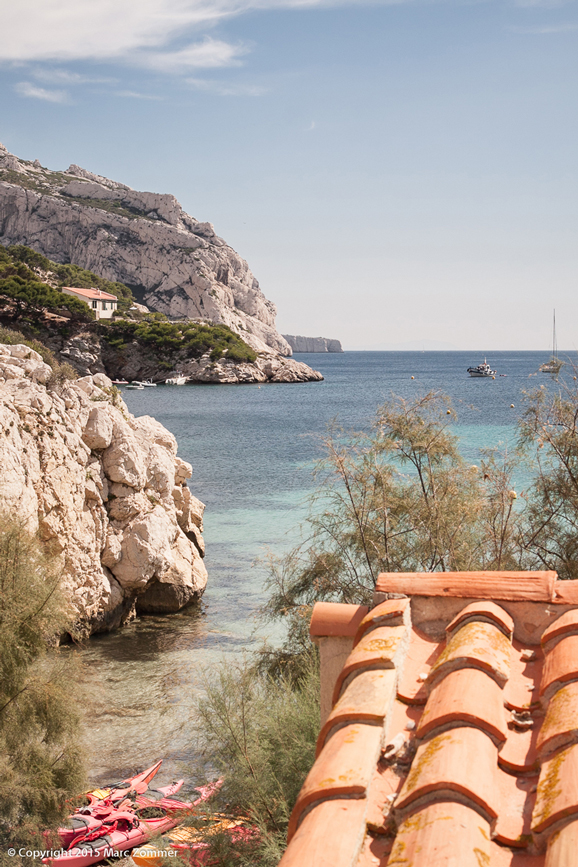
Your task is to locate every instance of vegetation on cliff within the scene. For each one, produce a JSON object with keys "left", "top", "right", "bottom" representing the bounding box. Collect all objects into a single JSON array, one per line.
[
  {"left": 7, "top": 245, "right": 134, "bottom": 313},
  {"left": 0, "top": 247, "right": 94, "bottom": 323},
  {"left": 0, "top": 515, "right": 85, "bottom": 865},
  {"left": 99, "top": 317, "right": 257, "bottom": 364}
]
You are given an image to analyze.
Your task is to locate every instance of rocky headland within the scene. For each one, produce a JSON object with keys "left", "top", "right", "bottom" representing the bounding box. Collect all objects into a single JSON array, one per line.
[
  {"left": 283, "top": 335, "right": 343, "bottom": 353},
  {"left": 0, "top": 341, "right": 207, "bottom": 636},
  {"left": 0, "top": 142, "right": 323, "bottom": 384}
]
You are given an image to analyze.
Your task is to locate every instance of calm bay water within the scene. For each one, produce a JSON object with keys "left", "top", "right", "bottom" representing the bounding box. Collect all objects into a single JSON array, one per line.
[{"left": 78, "top": 350, "right": 573, "bottom": 784}]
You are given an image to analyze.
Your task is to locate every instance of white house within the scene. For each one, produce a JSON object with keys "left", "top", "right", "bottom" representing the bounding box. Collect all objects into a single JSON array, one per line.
[{"left": 61, "top": 286, "right": 118, "bottom": 320}]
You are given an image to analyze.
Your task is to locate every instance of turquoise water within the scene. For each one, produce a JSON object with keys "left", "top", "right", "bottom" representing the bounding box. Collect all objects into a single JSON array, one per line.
[{"left": 78, "top": 350, "right": 572, "bottom": 783}]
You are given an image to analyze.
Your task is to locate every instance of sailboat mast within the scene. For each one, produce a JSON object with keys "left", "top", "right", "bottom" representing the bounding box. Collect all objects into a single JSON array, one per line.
[{"left": 553, "top": 309, "right": 557, "bottom": 360}]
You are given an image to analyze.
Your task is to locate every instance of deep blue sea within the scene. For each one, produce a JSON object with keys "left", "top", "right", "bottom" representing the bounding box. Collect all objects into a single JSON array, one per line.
[{"left": 80, "top": 350, "right": 574, "bottom": 782}]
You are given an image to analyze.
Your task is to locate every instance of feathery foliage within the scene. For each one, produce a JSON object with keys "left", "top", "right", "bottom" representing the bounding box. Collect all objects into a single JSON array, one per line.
[
  {"left": 191, "top": 653, "right": 320, "bottom": 866},
  {"left": 0, "top": 515, "right": 85, "bottom": 864}
]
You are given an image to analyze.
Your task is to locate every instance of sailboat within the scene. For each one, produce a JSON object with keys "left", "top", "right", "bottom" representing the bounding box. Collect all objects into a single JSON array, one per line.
[{"left": 539, "top": 310, "right": 563, "bottom": 374}]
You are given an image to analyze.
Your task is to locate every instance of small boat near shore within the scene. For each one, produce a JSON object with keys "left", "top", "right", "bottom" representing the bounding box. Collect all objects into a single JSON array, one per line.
[
  {"left": 467, "top": 359, "right": 497, "bottom": 378},
  {"left": 111, "top": 379, "right": 128, "bottom": 385},
  {"left": 126, "top": 383, "right": 144, "bottom": 389},
  {"left": 165, "top": 374, "right": 187, "bottom": 385}
]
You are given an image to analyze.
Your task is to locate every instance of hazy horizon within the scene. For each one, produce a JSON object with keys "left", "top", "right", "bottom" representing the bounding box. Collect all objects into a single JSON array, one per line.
[{"left": 2, "top": 0, "right": 577, "bottom": 352}]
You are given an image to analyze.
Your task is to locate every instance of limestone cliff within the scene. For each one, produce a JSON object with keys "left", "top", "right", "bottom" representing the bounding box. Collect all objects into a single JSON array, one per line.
[
  {"left": 0, "top": 342, "right": 207, "bottom": 636},
  {"left": 283, "top": 335, "right": 343, "bottom": 353},
  {"left": 0, "top": 141, "right": 291, "bottom": 356}
]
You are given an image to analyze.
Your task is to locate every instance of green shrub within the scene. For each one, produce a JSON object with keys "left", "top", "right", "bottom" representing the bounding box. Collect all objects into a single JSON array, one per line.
[
  {"left": 192, "top": 652, "right": 319, "bottom": 867},
  {"left": 0, "top": 515, "right": 85, "bottom": 865}
]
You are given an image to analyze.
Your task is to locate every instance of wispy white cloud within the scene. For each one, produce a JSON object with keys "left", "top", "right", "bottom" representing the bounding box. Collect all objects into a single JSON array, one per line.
[
  {"left": 116, "top": 89, "right": 163, "bottom": 99},
  {"left": 0, "top": 0, "right": 407, "bottom": 68},
  {"left": 186, "top": 76, "right": 267, "bottom": 94},
  {"left": 31, "top": 68, "right": 116, "bottom": 84},
  {"left": 138, "top": 38, "right": 248, "bottom": 71},
  {"left": 306, "top": 120, "right": 316, "bottom": 130},
  {"left": 14, "top": 80, "right": 68, "bottom": 102}
]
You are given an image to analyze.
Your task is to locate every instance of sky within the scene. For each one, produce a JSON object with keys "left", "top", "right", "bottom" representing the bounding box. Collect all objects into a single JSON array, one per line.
[{"left": 1, "top": 0, "right": 577, "bottom": 351}]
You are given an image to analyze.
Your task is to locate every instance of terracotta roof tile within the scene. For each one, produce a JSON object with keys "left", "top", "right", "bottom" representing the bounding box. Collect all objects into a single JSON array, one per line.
[
  {"left": 317, "top": 669, "right": 397, "bottom": 756},
  {"left": 354, "top": 833, "right": 392, "bottom": 867},
  {"left": 540, "top": 634, "right": 578, "bottom": 702},
  {"left": 332, "top": 625, "right": 409, "bottom": 706},
  {"left": 553, "top": 579, "right": 578, "bottom": 604},
  {"left": 279, "top": 570, "right": 578, "bottom": 867},
  {"left": 493, "top": 769, "right": 537, "bottom": 848},
  {"left": 310, "top": 602, "right": 370, "bottom": 638},
  {"left": 542, "top": 820, "right": 578, "bottom": 866},
  {"left": 396, "top": 629, "right": 442, "bottom": 706},
  {"left": 376, "top": 571, "right": 558, "bottom": 601},
  {"left": 498, "top": 726, "right": 540, "bottom": 775},
  {"left": 537, "top": 681, "right": 578, "bottom": 758},
  {"left": 504, "top": 641, "right": 543, "bottom": 711},
  {"left": 386, "top": 802, "right": 492, "bottom": 867},
  {"left": 532, "top": 742, "right": 578, "bottom": 837},
  {"left": 288, "top": 722, "right": 384, "bottom": 840},
  {"left": 352, "top": 599, "right": 410, "bottom": 646},
  {"left": 279, "top": 798, "right": 368, "bottom": 867},
  {"left": 427, "top": 621, "right": 512, "bottom": 689},
  {"left": 541, "top": 609, "right": 578, "bottom": 651},
  {"left": 446, "top": 600, "right": 514, "bottom": 638},
  {"left": 394, "top": 726, "right": 499, "bottom": 822},
  {"left": 417, "top": 668, "right": 508, "bottom": 743}
]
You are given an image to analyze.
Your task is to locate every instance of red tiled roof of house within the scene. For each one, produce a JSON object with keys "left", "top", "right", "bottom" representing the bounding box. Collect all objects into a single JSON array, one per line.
[
  {"left": 279, "top": 570, "right": 578, "bottom": 867},
  {"left": 61, "top": 286, "right": 118, "bottom": 301}
]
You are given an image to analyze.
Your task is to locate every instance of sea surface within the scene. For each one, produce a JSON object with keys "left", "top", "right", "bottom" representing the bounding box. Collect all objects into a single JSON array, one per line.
[{"left": 77, "top": 350, "right": 574, "bottom": 786}]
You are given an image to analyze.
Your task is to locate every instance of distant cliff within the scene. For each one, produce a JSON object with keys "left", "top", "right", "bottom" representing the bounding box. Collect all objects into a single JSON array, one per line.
[
  {"left": 283, "top": 335, "right": 343, "bottom": 353},
  {"left": 0, "top": 142, "right": 292, "bottom": 356}
]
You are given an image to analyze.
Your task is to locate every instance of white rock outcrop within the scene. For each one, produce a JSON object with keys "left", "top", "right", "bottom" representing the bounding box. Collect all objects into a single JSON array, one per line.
[
  {"left": 0, "top": 144, "right": 292, "bottom": 356},
  {"left": 0, "top": 343, "right": 207, "bottom": 635}
]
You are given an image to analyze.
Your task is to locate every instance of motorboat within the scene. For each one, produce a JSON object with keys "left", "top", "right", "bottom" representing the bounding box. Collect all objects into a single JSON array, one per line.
[
  {"left": 165, "top": 374, "right": 187, "bottom": 385},
  {"left": 126, "top": 383, "right": 144, "bottom": 389},
  {"left": 467, "top": 359, "right": 497, "bottom": 378},
  {"left": 540, "top": 310, "right": 563, "bottom": 374},
  {"left": 140, "top": 380, "right": 157, "bottom": 387},
  {"left": 111, "top": 379, "right": 128, "bottom": 385}
]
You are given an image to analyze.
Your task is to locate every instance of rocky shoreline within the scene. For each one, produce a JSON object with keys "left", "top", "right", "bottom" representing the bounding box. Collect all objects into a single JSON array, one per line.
[
  {"left": 55, "top": 329, "right": 324, "bottom": 384},
  {"left": 0, "top": 341, "right": 207, "bottom": 637}
]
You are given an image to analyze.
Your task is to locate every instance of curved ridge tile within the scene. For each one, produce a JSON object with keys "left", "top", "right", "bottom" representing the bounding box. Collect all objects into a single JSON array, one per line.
[
  {"left": 532, "top": 743, "right": 578, "bottom": 837},
  {"left": 544, "top": 820, "right": 578, "bottom": 867},
  {"left": 540, "top": 635, "right": 578, "bottom": 702},
  {"left": 352, "top": 598, "right": 409, "bottom": 647},
  {"left": 310, "top": 602, "right": 369, "bottom": 639},
  {"left": 553, "top": 580, "right": 578, "bottom": 605},
  {"left": 417, "top": 668, "right": 508, "bottom": 744},
  {"left": 279, "top": 799, "right": 368, "bottom": 867},
  {"left": 317, "top": 669, "right": 397, "bottom": 756},
  {"left": 332, "top": 625, "right": 409, "bottom": 706},
  {"left": 394, "top": 726, "right": 499, "bottom": 822},
  {"left": 427, "top": 621, "right": 511, "bottom": 690},
  {"left": 542, "top": 610, "right": 578, "bottom": 652},
  {"left": 446, "top": 600, "right": 514, "bottom": 639},
  {"left": 387, "top": 802, "right": 491, "bottom": 867},
  {"left": 288, "top": 722, "right": 384, "bottom": 841},
  {"left": 538, "top": 681, "right": 578, "bottom": 759}
]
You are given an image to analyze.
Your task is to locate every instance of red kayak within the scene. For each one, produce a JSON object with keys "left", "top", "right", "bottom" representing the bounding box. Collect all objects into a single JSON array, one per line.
[
  {"left": 43, "top": 807, "right": 185, "bottom": 867},
  {"left": 84, "top": 759, "right": 163, "bottom": 806}
]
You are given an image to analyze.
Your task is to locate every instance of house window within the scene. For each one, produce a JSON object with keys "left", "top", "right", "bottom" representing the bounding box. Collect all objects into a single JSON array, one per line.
[
  {"left": 92, "top": 300, "right": 98, "bottom": 309},
  {"left": 102, "top": 302, "right": 107, "bottom": 310}
]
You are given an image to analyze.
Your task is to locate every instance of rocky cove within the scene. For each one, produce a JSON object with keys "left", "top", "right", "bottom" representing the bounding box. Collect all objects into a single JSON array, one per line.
[{"left": 0, "top": 341, "right": 208, "bottom": 637}]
